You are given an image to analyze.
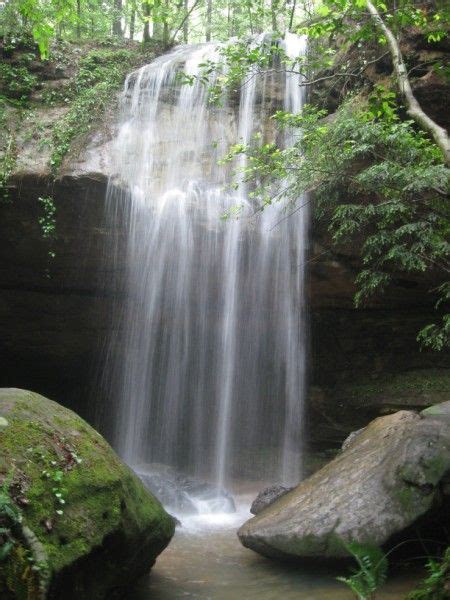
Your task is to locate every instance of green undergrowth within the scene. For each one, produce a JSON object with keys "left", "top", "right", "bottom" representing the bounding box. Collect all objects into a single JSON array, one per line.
[
  {"left": 337, "top": 541, "right": 388, "bottom": 599},
  {"left": 0, "top": 37, "right": 39, "bottom": 106},
  {"left": 0, "top": 106, "right": 16, "bottom": 202},
  {"left": 0, "top": 60, "right": 38, "bottom": 103},
  {"left": 338, "top": 542, "right": 450, "bottom": 599},
  {"left": 339, "top": 369, "right": 450, "bottom": 403},
  {"left": 0, "top": 38, "right": 161, "bottom": 244},
  {"left": 407, "top": 547, "right": 450, "bottom": 600},
  {"left": 49, "top": 46, "right": 146, "bottom": 172},
  {"left": 0, "top": 38, "right": 161, "bottom": 181}
]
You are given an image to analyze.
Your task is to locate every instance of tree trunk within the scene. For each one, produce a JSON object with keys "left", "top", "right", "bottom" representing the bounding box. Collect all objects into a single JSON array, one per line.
[
  {"left": 143, "top": 0, "right": 151, "bottom": 41},
  {"left": 113, "top": 0, "right": 123, "bottom": 36},
  {"left": 130, "top": 4, "right": 136, "bottom": 40},
  {"left": 366, "top": 0, "right": 450, "bottom": 166},
  {"left": 183, "top": 0, "right": 189, "bottom": 42},
  {"left": 170, "top": 0, "right": 201, "bottom": 44},
  {"left": 162, "top": 0, "right": 169, "bottom": 45},
  {"left": 246, "top": 0, "right": 253, "bottom": 34},
  {"left": 153, "top": 0, "right": 162, "bottom": 39},
  {"left": 271, "top": 0, "right": 279, "bottom": 32},
  {"left": 206, "top": 0, "right": 212, "bottom": 41},
  {"left": 289, "top": 0, "right": 296, "bottom": 31},
  {"left": 76, "top": 0, "right": 81, "bottom": 38}
]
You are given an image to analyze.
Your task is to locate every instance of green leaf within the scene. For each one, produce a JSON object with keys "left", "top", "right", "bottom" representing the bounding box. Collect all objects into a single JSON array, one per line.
[{"left": 317, "top": 5, "right": 331, "bottom": 17}]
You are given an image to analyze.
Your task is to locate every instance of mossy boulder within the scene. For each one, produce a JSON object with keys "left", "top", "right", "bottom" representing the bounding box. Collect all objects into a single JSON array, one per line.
[
  {"left": 0, "top": 388, "right": 175, "bottom": 599},
  {"left": 239, "top": 407, "right": 450, "bottom": 561}
]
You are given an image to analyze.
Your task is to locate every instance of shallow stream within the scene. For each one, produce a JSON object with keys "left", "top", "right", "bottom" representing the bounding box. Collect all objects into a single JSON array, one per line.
[{"left": 131, "top": 497, "right": 419, "bottom": 600}]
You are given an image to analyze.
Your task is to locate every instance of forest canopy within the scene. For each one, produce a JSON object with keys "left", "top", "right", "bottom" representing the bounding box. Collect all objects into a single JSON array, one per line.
[{"left": 0, "top": 0, "right": 307, "bottom": 55}]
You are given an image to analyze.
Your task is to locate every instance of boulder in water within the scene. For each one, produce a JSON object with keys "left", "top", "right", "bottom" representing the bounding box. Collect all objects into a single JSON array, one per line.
[
  {"left": 0, "top": 389, "right": 175, "bottom": 600},
  {"left": 134, "top": 463, "right": 236, "bottom": 515},
  {"left": 238, "top": 407, "right": 450, "bottom": 560},
  {"left": 250, "top": 485, "right": 294, "bottom": 515}
]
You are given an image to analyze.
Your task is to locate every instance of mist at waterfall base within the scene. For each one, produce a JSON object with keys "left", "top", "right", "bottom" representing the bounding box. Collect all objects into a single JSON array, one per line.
[{"left": 101, "top": 34, "right": 308, "bottom": 524}]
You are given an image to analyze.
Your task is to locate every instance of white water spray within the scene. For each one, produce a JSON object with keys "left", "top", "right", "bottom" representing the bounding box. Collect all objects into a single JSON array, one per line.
[{"left": 104, "top": 35, "right": 308, "bottom": 492}]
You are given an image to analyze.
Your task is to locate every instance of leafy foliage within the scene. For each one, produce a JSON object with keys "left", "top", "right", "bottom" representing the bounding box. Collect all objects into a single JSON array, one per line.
[
  {"left": 337, "top": 541, "right": 388, "bottom": 599},
  {"left": 0, "top": 130, "right": 16, "bottom": 202},
  {"left": 303, "top": 0, "right": 449, "bottom": 47},
  {"left": 234, "top": 100, "right": 449, "bottom": 349},
  {"left": 0, "top": 62, "right": 37, "bottom": 102},
  {"left": 407, "top": 547, "right": 450, "bottom": 600},
  {"left": 49, "top": 47, "right": 139, "bottom": 170},
  {"left": 0, "top": 0, "right": 307, "bottom": 56},
  {"left": 38, "top": 196, "right": 56, "bottom": 240},
  {"left": 38, "top": 195, "right": 57, "bottom": 267}
]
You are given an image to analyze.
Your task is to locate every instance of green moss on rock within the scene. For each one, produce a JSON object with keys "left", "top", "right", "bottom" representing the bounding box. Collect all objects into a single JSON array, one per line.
[
  {"left": 0, "top": 388, "right": 175, "bottom": 599},
  {"left": 332, "top": 369, "right": 450, "bottom": 426},
  {"left": 344, "top": 369, "right": 450, "bottom": 402}
]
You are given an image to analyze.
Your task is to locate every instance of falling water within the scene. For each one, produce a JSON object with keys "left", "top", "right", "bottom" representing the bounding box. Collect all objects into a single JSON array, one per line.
[{"left": 104, "top": 35, "right": 308, "bottom": 491}]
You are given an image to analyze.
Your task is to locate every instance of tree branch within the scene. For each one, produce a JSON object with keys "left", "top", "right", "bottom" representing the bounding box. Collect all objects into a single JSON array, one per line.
[
  {"left": 170, "top": 0, "right": 201, "bottom": 44},
  {"left": 365, "top": 0, "right": 450, "bottom": 166}
]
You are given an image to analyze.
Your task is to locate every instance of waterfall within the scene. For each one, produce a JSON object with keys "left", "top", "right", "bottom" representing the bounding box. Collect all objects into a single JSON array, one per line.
[{"left": 103, "top": 35, "right": 308, "bottom": 491}]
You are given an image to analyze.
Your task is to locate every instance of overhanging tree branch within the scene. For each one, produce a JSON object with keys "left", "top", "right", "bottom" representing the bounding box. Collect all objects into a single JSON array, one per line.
[
  {"left": 366, "top": 0, "right": 450, "bottom": 166},
  {"left": 170, "top": 0, "right": 201, "bottom": 44}
]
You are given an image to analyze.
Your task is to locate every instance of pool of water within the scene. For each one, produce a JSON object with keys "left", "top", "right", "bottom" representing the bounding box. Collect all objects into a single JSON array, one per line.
[{"left": 131, "top": 497, "right": 419, "bottom": 599}]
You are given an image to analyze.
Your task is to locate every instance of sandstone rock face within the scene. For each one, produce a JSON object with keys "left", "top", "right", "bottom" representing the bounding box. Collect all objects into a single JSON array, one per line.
[
  {"left": 1, "top": 171, "right": 448, "bottom": 442},
  {"left": 308, "top": 368, "right": 450, "bottom": 453},
  {"left": 0, "top": 37, "right": 448, "bottom": 444},
  {"left": 0, "top": 389, "right": 175, "bottom": 600},
  {"left": 238, "top": 409, "right": 450, "bottom": 560}
]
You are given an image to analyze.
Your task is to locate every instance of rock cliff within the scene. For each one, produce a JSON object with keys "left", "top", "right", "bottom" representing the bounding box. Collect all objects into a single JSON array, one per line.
[{"left": 0, "top": 36, "right": 448, "bottom": 451}]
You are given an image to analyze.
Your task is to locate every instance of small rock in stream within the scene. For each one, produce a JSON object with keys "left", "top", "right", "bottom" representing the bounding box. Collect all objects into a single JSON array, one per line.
[{"left": 250, "top": 485, "right": 294, "bottom": 515}]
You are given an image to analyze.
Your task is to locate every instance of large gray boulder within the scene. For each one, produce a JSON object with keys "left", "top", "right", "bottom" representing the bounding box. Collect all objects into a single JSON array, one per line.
[{"left": 238, "top": 407, "right": 450, "bottom": 560}]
